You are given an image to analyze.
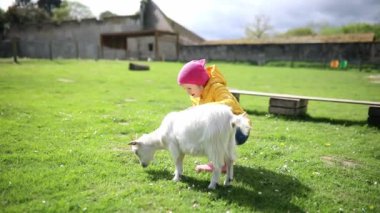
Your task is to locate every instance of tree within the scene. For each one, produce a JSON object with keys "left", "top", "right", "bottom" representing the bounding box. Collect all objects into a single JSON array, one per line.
[
  {"left": 319, "top": 26, "right": 343, "bottom": 36},
  {"left": 245, "top": 14, "right": 272, "bottom": 39},
  {"left": 100, "top": 11, "right": 118, "bottom": 19},
  {"left": 319, "top": 23, "right": 380, "bottom": 38},
  {"left": 341, "top": 23, "right": 380, "bottom": 36},
  {"left": 51, "top": 0, "right": 69, "bottom": 22},
  {"left": 0, "top": 9, "right": 6, "bottom": 39},
  {"left": 4, "top": 0, "right": 54, "bottom": 26},
  {"left": 5, "top": 4, "right": 50, "bottom": 25},
  {"left": 37, "top": 0, "right": 61, "bottom": 15},
  {"left": 52, "top": 0, "right": 94, "bottom": 22},
  {"left": 15, "top": 0, "right": 33, "bottom": 7},
  {"left": 283, "top": 27, "right": 316, "bottom": 37},
  {"left": 305, "top": 21, "right": 330, "bottom": 34},
  {"left": 68, "top": 1, "right": 94, "bottom": 20}
]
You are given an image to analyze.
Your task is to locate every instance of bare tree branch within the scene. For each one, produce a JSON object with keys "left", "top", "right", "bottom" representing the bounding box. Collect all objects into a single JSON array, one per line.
[{"left": 245, "top": 14, "right": 272, "bottom": 39}]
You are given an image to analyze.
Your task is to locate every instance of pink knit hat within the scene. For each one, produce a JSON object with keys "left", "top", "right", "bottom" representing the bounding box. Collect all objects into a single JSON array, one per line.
[{"left": 177, "top": 59, "right": 209, "bottom": 86}]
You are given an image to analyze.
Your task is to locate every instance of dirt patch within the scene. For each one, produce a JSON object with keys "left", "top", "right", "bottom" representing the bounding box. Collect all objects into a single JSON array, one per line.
[
  {"left": 124, "top": 98, "right": 136, "bottom": 102},
  {"left": 321, "top": 156, "right": 359, "bottom": 168},
  {"left": 367, "top": 75, "right": 380, "bottom": 84},
  {"left": 57, "top": 78, "right": 75, "bottom": 83}
]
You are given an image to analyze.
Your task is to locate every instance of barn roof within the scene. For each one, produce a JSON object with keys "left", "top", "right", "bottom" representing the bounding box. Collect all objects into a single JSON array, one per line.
[
  {"left": 141, "top": 0, "right": 174, "bottom": 32},
  {"left": 141, "top": 0, "right": 204, "bottom": 43}
]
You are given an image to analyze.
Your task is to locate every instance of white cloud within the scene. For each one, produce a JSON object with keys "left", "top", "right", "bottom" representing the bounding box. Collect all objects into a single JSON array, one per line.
[{"left": 1, "top": 0, "right": 379, "bottom": 40}]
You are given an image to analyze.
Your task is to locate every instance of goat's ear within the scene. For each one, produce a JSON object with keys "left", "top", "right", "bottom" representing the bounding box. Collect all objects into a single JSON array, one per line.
[
  {"left": 129, "top": 134, "right": 139, "bottom": 141},
  {"left": 128, "top": 141, "right": 139, "bottom": 146}
]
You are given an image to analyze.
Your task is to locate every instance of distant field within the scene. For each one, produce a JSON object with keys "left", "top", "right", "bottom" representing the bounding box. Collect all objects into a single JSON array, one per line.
[{"left": 0, "top": 59, "right": 379, "bottom": 212}]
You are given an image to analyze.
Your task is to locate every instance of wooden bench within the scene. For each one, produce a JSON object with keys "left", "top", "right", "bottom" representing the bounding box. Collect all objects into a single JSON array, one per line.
[{"left": 229, "top": 89, "right": 380, "bottom": 126}]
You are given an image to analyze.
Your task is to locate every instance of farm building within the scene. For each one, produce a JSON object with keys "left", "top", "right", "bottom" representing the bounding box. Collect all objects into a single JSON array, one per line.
[
  {"left": 1, "top": 0, "right": 379, "bottom": 67},
  {"left": 4, "top": 0, "right": 204, "bottom": 60}
]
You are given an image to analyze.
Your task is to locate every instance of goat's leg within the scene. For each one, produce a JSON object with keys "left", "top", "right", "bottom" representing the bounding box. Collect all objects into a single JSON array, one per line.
[
  {"left": 172, "top": 153, "right": 184, "bottom": 182},
  {"left": 224, "top": 159, "right": 234, "bottom": 186},
  {"left": 208, "top": 165, "right": 221, "bottom": 189}
]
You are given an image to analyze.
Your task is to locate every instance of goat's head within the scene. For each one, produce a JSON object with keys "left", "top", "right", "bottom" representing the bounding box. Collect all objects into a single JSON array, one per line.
[
  {"left": 233, "top": 113, "right": 252, "bottom": 136},
  {"left": 128, "top": 135, "right": 156, "bottom": 168}
]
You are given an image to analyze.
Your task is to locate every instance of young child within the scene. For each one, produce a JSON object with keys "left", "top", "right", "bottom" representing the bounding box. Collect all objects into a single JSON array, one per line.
[{"left": 177, "top": 59, "right": 251, "bottom": 173}]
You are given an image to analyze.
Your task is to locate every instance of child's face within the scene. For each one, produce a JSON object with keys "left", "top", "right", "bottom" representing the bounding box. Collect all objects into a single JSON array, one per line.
[{"left": 181, "top": 84, "right": 204, "bottom": 98}]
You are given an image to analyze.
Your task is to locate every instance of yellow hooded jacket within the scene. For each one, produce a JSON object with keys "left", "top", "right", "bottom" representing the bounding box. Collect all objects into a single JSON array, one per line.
[{"left": 190, "top": 65, "right": 245, "bottom": 115}]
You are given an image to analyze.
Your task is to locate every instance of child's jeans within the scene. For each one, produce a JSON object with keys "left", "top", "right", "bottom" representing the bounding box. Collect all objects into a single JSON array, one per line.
[{"left": 235, "top": 127, "right": 249, "bottom": 145}]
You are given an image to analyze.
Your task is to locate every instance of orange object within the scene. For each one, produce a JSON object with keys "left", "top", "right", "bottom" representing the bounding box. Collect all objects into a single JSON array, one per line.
[{"left": 330, "top": 60, "right": 339, "bottom": 69}]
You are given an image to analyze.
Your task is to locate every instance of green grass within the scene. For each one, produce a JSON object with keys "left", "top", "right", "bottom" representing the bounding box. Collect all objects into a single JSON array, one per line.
[
  {"left": 0, "top": 59, "right": 379, "bottom": 212},
  {"left": 265, "top": 60, "right": 380, "bottom": 71}
]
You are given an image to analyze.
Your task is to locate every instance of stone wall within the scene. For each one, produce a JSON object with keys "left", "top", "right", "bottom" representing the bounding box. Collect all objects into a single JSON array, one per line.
[
  {"left": 2, "top": 18, "right": 380, "bottom": 65},
  {"left": 178, "top": 42, "right": 380, "bottom": 66}
]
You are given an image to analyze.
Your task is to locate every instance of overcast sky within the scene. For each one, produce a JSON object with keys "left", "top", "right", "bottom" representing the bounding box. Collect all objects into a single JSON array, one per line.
[{"left": 1, "top": 0, "right": 379, "bottom": 40}]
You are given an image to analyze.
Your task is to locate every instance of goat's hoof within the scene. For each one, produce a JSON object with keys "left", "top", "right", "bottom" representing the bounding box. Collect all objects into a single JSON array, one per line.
[
  {"left": 224, "top": 182, "right": 231, "bottom": 186},
  {"left": 224, "top": 178, "right": 233, "bottom": 186},
  {"left": 208, "top": 183, "right": 217, "bottom": 190},
  {"left": 172, "top": 176, "right": 181, "bottom": 182}
]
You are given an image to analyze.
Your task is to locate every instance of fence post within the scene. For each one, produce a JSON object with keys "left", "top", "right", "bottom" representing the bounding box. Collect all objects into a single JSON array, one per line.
[
  {"left": 12, "top": 37, "right": 19, "bottom": 64},
  {"left": 75, "top": 40, "right": 79, "bottom": 59},
  {"left": 96, "top": 45, "right": 100, "bottom": 61},
  {"left": 49, "top": 41, "right": 53, "bottom": 60}
]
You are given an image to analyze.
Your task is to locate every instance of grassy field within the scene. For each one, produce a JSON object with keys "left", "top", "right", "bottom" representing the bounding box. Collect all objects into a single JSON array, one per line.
[{"left": 0, "top": 59, "right": 379, "bottom": 212}]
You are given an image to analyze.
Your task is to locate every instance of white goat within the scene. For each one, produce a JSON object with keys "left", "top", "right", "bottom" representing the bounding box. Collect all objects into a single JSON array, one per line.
[{"left": 129, "top": 103, "right": 251, "bottom": 189}]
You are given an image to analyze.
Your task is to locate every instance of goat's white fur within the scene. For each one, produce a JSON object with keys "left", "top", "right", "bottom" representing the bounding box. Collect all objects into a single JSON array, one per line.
[{"left": 129, "top": 103, "right": 251, "bottom": 189}]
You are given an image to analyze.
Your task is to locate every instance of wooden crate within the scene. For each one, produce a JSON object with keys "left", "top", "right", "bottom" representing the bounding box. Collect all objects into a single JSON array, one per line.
[
  {"left": 269, "top": 98, "right": 308, "bottom": 116},
  {"left": 368, "top": 106, "right": 380, "bottom": 126}
]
